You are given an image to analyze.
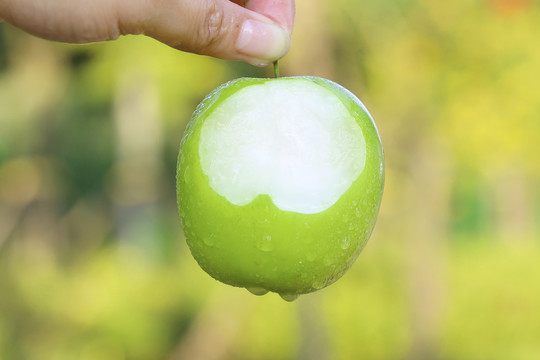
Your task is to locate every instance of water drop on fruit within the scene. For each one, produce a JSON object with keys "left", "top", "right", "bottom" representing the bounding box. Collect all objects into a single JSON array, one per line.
[
  {"left": 247, "top": 287, "right": 268, "bottom": 296},
  {"left": 183, "top": 218, "right": 191, "bottom": 228},
  {"left": 280, "top": 293, "right": 299, "bottom": 302},
  {"left": 340, "top": 237, "right": 350, "bottom": 250},
  {"left": 183, "top": 165, "right": 192, "bottom": 184},
  {"left": 203, "top": 234, "right": 215, "bottom": 247},
  {"left": 257, "top": 235, "right": 273, "bottom": 252}
]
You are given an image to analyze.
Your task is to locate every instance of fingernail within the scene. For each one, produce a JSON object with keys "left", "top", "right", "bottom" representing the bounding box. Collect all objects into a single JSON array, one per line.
[{"left": 236, "top": 20, "right": 290, "bottom": 61}]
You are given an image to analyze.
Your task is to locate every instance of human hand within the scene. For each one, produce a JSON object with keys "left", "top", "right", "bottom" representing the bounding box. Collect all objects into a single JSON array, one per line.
[{"left": 0, "top": 0, "right": 294, "bottom": 65}]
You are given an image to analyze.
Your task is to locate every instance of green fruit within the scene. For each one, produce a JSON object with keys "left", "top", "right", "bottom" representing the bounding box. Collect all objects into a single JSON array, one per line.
[{"left": 177, "top": 76, "right": 384, "bottom": 300}]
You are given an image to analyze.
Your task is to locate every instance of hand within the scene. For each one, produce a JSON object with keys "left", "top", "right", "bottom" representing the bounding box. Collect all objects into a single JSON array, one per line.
[{"left": 0, "top": 0, "right": 295, "bottom": 66}]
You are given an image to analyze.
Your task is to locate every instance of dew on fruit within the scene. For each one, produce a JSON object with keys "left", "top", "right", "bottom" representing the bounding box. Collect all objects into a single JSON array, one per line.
[
  {"left": 183, "top": 166, "right": 192, "bottom": 184},
  {"left": 203, "top": 234, "right": 215, "bottom": 247},
  {"left": 312, "top": 280, "right": 325, "bottom": 290},
  {"left": 247, "top": 287, "right": 268, "bottom": 296},
  {"left": 179, "top": 153, "right": 186, "bottom": 168},
  {"left": 324, "top": 257, "right": 334, "bottom": 266},
  {"left": 307, "top": 252, "right": 316, "bottom": 262},
  {"left": 280, "top": 293, "right": 299, "bottom": 302},
  {"left": 257, "top": 235, "right": 273, "bottom": 252},
  {"left": 183, "top": 218, "right": 191, "bottom": 228},
  {"left": 340, "top": 237, "right": 351, "bottom": 250}
]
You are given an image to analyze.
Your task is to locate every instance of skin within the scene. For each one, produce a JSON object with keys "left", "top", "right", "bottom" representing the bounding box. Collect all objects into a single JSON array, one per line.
[{"left": 0, "top": 0, "right": 295, "bottom": 65}]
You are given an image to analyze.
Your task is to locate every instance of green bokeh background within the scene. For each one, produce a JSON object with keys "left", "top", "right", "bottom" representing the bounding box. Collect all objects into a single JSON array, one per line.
[{"left": 1, "top": 0, "right": 540, "bottom": 359}]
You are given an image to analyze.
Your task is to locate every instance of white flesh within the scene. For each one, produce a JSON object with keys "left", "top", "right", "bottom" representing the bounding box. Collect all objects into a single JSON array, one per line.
[{"left": 199, "top": 79, "right": 366, "bottom": 214}]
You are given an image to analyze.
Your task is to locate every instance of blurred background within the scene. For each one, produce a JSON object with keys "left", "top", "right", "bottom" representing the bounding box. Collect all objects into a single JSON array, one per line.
[{"left": 1, "top": 0, "right": 540, "bottom": 359}]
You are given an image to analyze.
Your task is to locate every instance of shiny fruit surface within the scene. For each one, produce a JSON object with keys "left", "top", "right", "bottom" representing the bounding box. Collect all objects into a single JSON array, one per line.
[{"left": 177, "top": 76, "right": 384, "bottom": 299}]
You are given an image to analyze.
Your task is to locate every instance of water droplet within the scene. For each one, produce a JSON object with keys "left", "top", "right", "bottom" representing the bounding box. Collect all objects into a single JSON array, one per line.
[
  {"left": 280, "top": 293, "right": 299, "bottom": 302},
  {"left": 247, "top": 287, "right": 268, "bottom": 296},
  {"left": 257, "top": 235, "right": 273, "bottom": 252},
  {"left": 307, "top": 252, "right": 316, "bottom": 262},
  {"left": 183, "top": 218, "right": 191, "bottom": 228},
  {"left": 312, "top": 280, "right": 325, "bottom": 290},
  {"left": 183, "top": 166, "right": 192, "bottom": 184},
  {"left": 340, "top": 237, "right": 350, "bottom": 250},
  {"left": 179, "top": 153, "right": 186, "bottom": 167},
  {"left": 348, "top": 223, "right": 356, "bottom": 231},
  {"left": 203, "top": 234, "right": 215, "bottom": 247},
  {"left": 324, "top": 257, "right": 333, "bottom": 266}
]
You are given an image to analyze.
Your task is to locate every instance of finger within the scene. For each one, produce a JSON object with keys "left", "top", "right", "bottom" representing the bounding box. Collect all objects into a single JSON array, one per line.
[
  {"left": 245, "top": 0, "right": 295, "bottom": 32},
  {"left": 125, "top": 0, "right": 291, "bottom": 65},
  {"left": 0, "top": 0, "right": 124, "bottom": 43}
]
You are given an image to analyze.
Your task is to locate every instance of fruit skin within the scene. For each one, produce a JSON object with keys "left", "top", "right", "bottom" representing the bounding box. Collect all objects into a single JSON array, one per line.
[{"left": 177, "top": 76, "right": 384, "bottom": 296}]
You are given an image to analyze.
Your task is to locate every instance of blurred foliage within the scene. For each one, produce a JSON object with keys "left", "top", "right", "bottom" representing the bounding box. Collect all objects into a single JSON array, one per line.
[{"left": 1, "top": 0, "right": 540, "bottom": 359}]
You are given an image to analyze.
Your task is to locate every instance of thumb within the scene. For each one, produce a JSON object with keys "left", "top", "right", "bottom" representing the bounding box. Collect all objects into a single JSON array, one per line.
[{"left": 127, "top": 0, "right": 292, "bottom": 65}]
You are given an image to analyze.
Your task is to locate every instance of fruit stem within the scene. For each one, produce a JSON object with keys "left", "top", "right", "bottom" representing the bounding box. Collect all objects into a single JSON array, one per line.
[{"left": 273, "top": 60, "right": 280, "bottom": 78}]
